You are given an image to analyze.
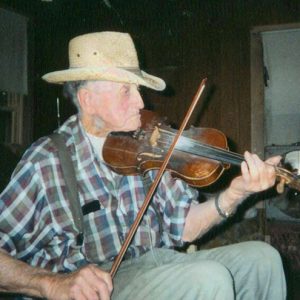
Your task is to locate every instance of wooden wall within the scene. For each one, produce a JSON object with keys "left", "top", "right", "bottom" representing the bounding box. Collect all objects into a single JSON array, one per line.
[{"left": 2, "top": 0, "right": 300, "bottom": 155}]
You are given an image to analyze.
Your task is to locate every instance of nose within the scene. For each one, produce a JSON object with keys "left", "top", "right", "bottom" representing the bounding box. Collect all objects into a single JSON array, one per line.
[
  {"left": 131, "top": 87, "right": 144, "bottom": 109},
  {"left": 136, "top": 91, "right": 144, "bottom": 109}
]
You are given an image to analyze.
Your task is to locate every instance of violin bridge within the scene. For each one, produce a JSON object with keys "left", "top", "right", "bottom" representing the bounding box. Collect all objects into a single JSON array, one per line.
[{"left": 150, "top": 126, "right": 161, "bottom": 147}]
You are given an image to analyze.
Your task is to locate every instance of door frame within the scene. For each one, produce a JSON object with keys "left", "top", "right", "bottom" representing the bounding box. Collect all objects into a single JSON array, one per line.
[{"left": 250, "top": 22, "right": 300, "bottom": 157}]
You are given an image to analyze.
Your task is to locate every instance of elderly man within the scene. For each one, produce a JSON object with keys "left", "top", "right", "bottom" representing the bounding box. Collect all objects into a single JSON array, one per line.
[{"left": 0, "top": 32, "right": 286, "bottom": 300}]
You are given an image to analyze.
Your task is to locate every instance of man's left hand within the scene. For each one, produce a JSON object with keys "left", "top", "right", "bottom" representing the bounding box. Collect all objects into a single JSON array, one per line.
[{"left": 226, "top": 151, "right": 281, "bottom": 203}]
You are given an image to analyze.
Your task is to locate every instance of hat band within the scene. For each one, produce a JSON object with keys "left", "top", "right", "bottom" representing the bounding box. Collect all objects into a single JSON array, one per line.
[
  {"left": 123, "top": 67, "right": 143, "bottom": 77},
  {"left": 68, "top": 66, "right": 143, "bottom": 77}
]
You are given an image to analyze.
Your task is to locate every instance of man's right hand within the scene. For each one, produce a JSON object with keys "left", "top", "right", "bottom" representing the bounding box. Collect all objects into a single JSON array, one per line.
[
  {"left": 0, "top": 250, "right": 113, "bottom": 300},
  {"left": 41, "top": 264, "right": 113, "bottom": 300}
]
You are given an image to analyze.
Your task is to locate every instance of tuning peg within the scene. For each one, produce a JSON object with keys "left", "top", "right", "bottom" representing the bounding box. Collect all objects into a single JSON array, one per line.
[{"left": 276, "top": 177, "right": 285, "bottom": 194}]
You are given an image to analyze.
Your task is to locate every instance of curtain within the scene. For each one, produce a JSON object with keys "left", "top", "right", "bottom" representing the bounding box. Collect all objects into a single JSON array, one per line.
[{"left": 0, "top": 8, "right": 28, "bottom": 95}]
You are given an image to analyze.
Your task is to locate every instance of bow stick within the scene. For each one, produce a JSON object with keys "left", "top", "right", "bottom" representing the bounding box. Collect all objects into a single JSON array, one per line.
[{"left": 110, "top": 78, "right": 207, "bottom": 278}]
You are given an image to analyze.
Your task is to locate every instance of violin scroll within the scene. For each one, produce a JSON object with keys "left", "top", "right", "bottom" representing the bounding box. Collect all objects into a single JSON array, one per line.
[{"left": 275, "top": 165, "right": 300, "bottom": 193}]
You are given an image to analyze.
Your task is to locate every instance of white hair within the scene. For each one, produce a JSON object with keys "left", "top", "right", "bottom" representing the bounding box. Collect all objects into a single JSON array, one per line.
[{"left": 63, "top": 80, "right": 89, "bottom": 111}]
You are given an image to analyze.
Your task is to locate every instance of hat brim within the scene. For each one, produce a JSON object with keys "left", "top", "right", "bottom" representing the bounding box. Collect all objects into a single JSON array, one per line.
[{"left": 42, "top": 66, "right": 166, "bottom": 91}]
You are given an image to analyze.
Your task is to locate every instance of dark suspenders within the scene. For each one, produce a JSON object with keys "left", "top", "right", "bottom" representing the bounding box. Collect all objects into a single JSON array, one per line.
[{"left": 50, "top": 133, "right": 84, "bottom": 245}]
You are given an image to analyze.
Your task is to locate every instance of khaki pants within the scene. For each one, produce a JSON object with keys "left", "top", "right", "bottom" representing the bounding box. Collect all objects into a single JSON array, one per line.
[{"left": 110, "top": 241, "right": 286, "bottom": 300}]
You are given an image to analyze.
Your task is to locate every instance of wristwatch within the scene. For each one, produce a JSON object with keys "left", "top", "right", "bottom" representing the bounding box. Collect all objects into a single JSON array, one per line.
[{"left": 214, "top": 193, "right": 233, "bottom": 218}]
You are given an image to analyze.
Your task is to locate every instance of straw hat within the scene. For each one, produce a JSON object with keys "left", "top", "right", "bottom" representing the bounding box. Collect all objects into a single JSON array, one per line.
[{"left": 42, "top": 31, "right": 166, "bottom": 91}]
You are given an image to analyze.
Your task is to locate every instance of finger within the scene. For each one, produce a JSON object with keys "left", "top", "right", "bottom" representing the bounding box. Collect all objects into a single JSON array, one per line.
[
  {"left": 69, "top": 273, "right": 97, "bottom": 300},
  {"left": 70, "top": 286, "right": 87, "bottom": 300},
  {"left": 252, "top": 154, "right": 273, "bottom": 185},
  {"left": 92, "top": 266, "right": 113, "bottom": 293},
  {"left": 243, "top": 151, "right": 260, "bottom": 179},
  {"left": 253, "top": 154, "right": 277, "bottom": 183},
  {"left": 252, "top": 153, "right": 266, "bottom": 175},
  {"left": 265, "top": 161, "right": 277, "bottom": 184},
  {"left": 87, "top": 265, "right": 112, "bottom": 300},
  {"left": 95, "top": 281, "right": 111, "bottom": 300},
  {"left": 80, "top": 276, "right": 110, "bottom": 300},
  {"left": 241, "top": 160, "right": 250, "bottom": 183},
  {"left": 265, "top": 155, "right": 282, "bottom": 166},
  {"left": 83, "top": 283, "right": 109, "bottom": 300},
  {"left": 74, "top": 266, "right": 111, "bottom": 300},
  {"left": 243, "top": 152, "right": 274, "bottom": 191}
]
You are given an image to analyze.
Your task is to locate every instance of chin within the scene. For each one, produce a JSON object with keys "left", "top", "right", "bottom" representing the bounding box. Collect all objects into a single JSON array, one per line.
[
  {"left": 129, "top": 118, "right": 142, "bottom": 130},
  {"left": 125, "top": 125, "right": 140, "bottom": 132}
]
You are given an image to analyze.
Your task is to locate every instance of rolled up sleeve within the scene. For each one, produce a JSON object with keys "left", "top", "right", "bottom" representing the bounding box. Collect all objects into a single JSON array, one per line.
[{"left": 0, "top": 160, "right": 42, "bottom": 258}]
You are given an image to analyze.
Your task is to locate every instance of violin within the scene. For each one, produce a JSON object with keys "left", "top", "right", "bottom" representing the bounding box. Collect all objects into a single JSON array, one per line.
[
  {"left": 106, "top": 79, "right": 300, "bottom": 279},
  {"left": 103, "top": 109, "right": 300, "bottom": 191}
]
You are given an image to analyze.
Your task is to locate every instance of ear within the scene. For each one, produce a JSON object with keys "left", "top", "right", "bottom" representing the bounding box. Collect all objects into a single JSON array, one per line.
[{"left": 77, "top": 88, "right": 95, "bottom": 115}]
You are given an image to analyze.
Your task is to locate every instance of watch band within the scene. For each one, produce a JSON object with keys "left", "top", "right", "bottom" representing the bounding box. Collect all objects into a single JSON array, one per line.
[{"left": 215, "top": 193, "right": 231, "bottom": 218}]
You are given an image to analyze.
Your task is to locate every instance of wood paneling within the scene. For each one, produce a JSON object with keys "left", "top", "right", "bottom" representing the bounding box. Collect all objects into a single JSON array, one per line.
[{"left": 2, "top": 0, "right": 300, "bottom": 157}]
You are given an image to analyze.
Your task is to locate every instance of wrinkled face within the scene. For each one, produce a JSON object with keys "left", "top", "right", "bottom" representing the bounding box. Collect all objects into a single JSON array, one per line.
[{"left": 80, "top": 81, "right": 144, "bottom": 133}]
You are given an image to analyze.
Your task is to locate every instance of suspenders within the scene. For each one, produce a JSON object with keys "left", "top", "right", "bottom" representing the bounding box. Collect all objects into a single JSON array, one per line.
[
  {"left": 50, "top": 133, "right": 84, "bottom": 245},
  {"left": 50, "top": 132, "right": 163, "bottom": 246}
]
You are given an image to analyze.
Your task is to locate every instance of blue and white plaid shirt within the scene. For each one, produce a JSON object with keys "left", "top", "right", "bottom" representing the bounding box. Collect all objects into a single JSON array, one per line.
[{"left": 0, "top": 115, "right": 198, "bottom": 273}]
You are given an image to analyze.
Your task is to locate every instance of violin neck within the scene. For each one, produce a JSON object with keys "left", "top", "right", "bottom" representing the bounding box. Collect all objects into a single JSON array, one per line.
[
  {"left": 176, "top": 135, "right": 244, "bottom": 167},
  {"left": 158, "top": 129, "right": 300, "bottom": 192}
]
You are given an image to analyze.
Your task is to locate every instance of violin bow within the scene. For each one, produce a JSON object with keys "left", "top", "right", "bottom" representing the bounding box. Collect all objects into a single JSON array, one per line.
[{"left": 110, "top": 78, "right": 207, "bottom": 278}]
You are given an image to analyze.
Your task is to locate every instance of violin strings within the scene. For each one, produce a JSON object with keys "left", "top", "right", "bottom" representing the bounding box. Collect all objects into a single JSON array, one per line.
[
  {"left": 142, "top": 129, "right": 300, "bottom": 190},
  {"left": 178, "top": 139, "right": 243, "bottom": 166},
  {"left": 148, "top": 129, "right": 244, "bottom": 166}
]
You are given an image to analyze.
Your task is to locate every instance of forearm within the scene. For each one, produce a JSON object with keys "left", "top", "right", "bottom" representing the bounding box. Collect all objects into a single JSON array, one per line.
[
  {"left": 0, "top": 249, "right": 51, "bottom": 298},
  {"left": 0, "top": 249, "right": 113, "bottom": 300},
  {"left": 182, "top": 190, "right": 243, "bottom": 242},
  {"left": 182, "top": 151, "right": 281, "bottom": 242}
]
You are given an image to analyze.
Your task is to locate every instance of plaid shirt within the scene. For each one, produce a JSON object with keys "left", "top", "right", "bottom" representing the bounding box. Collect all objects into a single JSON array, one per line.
[{"left": 0, "top": 115, "right": 198, "bottom": 273}]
